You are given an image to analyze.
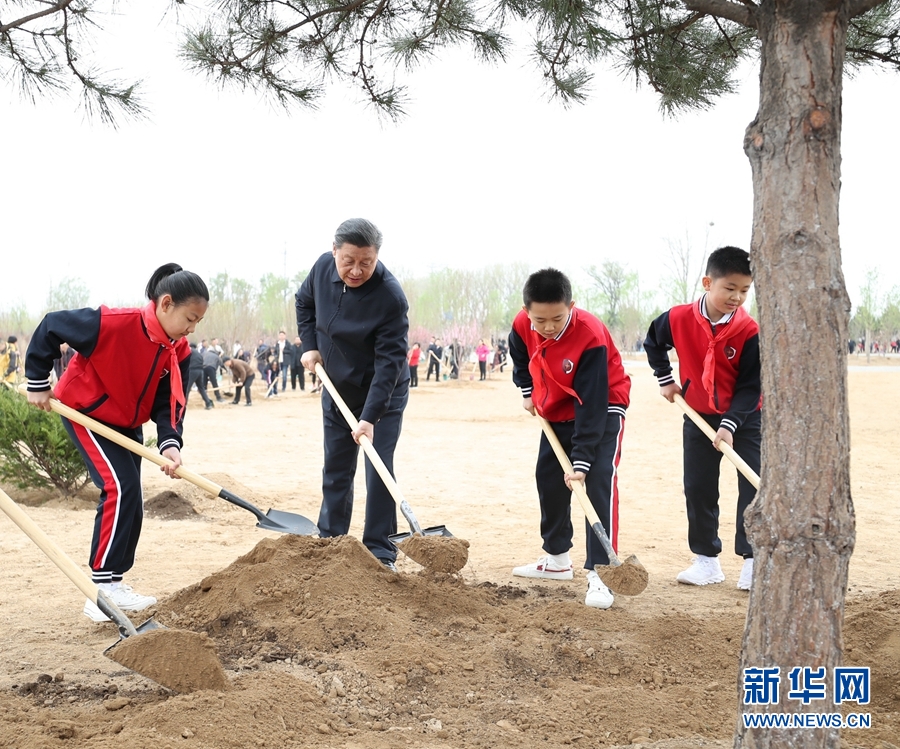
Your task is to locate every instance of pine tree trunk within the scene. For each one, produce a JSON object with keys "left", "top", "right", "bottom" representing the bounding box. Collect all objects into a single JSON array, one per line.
[{"left": 737, "top": 1, "right": 855, "bottom": 747}]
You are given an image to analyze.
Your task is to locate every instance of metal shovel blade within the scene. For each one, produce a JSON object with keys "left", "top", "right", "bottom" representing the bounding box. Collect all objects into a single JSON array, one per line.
[
  {"left": 103, "top": 617, "right": 162, "bottom": 655},
  {"left": 259, "top": 508, "right": 321, "bottom": 536},
  {"left": 389, "top": 525, "right": 453, "bottom": 545}
]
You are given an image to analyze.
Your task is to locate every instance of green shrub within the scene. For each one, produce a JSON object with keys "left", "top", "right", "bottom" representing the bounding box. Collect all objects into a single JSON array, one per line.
[{"left": 0, "top": 387, "right": 90, "bottom": 499}]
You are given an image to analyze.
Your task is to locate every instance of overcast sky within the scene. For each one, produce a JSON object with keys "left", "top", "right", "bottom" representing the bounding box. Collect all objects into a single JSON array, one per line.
[{"left": 3, "top": 6, "right": 898, "bottom": 316}]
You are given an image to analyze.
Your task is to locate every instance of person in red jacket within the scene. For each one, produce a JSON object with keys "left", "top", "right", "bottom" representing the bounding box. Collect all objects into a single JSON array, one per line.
[
  {"left": 25, "top": 263, "right": 209, "bottom": 622},
  {"left": 509, "top": 268, "right": 631, "bottom": 610},
  {"left": 643, "top": 246, "right": 761, "bottom": 591}
]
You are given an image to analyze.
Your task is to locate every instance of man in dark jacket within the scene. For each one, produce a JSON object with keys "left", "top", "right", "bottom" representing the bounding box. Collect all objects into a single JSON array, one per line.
[
  {"left": 296, "top": 218, "right": 409, "bottom": 571},
  {"left": 202, "top": 346, "right": 225, "bottom": 403},
  {"left": 188, "top": 342, "right": 214, "bottom": 409},
  {"left": 290, "top": 335, "right": 306, "bottom": 391}
]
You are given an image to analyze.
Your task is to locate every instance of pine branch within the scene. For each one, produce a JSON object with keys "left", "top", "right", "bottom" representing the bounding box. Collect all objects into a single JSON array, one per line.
[
  {"left": 848, "top": 0, "right": 892, "bottom": 18},
  {"left": 0, "top": 0, "right": 77, "bottom": 34},
  {"left": 682, "top": 0, "right": 755, "bottom": 28},
  {"left": 846, "top": 44, "right": 900, "bottom": 63}
]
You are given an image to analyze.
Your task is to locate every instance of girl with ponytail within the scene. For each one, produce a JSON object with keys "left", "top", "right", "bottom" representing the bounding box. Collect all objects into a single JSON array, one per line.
[{"left": 25, "top": 264, "right": 209, "bottom": 622}]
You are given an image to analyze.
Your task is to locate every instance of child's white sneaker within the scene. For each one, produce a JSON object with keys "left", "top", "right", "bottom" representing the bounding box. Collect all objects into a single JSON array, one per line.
[
  {"left": 737, "top": 557, "right": 754, "bottom": 590},
  {"left": 83, "top": 584, "right": 157, "bottom": 622},
  {"left": 585, "top": 571, "right": 614, "bottom": 609},
  {"left": 512, "top": 555, "right": 573, "bottom": 580},
  {"left": 676, "top": 555, "right": 725, "bottom": 586}
]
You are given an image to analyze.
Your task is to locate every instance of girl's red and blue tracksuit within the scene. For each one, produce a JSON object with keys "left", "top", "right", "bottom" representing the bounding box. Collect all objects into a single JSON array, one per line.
[
  {"left": 509, "top": 307, "right": 631, "bottom": 569},
  {"left": 26, "top": 303, "right": 190, "bottom": 584}
]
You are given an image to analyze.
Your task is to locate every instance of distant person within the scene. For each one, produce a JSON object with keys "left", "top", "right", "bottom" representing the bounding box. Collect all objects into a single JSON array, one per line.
[
  {"left": 290, "top": 335, "right": 306, "bottom": 391},
  {"left": 407, "top": 342, "right": 421, "bottom": 388},
  {"left": 202, "top": 345, "right": 226, "bottom": 403},
  {"left": 426, "top": 337, "right": 443, "bottom": 381},
  {"left": 223, "top": 356, "right": 255, "bottom": 406},
  {"left": 25, "top": 263, "right": 208, "bottom": 621},
  {"left": 52, "top": 341, "right": 75, "bottom": 382},
  {"left": 509, "top": 269, "right": 630, "bottom": 609},
  {"left": 476, "top": 339, "right": 490, "bottom": 380},
  {"left": 265, "top": 355, "right": 280, "bottom": 397},
  {"left": 296, "top": 218, "right": 409, "bottom": 571},
  {"left": 643, "top": 246, "right": 761, "bottom": 591},
  {"left": 255, "top": 338, "right": 270, "bottom": 378},
  {"left": 448, "top": 338, "right": 462, "bottom": 379},
  {"left": 3, "top": 335, "right": 20, "bottom": 385},
  {"left": 187, "top": 342, "right": 214, "bottom": 409},
  {"left": 274, "top": 330, "right": 292, "bottom": 391}
]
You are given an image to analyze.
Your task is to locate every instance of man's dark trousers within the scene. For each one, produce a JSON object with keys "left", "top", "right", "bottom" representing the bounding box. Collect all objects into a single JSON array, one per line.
[{"left": 317, "top": 382, "right": 409, "bottom": 562}]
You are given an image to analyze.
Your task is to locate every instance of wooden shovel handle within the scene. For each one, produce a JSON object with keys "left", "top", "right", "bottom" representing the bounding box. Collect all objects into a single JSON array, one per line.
[
  {"left": 536, "top": 415, "right": 622, "bottom": 566},
  {"left": 0, "top": 487, "right": 138, "bottom": 636},
  {"left": 672, "top": 394, "right": 760, "bottom": 490},
  {"left": 314, "top": 363, "right": 423, "bottom": 535},
  {"left": 40, "top": 395, "right": 225, "bottom": 498},
  {"left": 0, "top": 487, "right": 98, "bottom": 601}
]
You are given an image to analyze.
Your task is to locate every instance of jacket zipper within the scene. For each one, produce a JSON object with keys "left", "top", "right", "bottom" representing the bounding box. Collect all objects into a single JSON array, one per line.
[{"left": 132, "top": 346, "right": 164, "bottom": 427}]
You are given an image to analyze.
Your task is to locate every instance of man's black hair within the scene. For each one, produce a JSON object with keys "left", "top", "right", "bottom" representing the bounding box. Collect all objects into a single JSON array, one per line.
[
  {"left": 706, "top": 246, "right": 752, "bottom": 278},
  {"left": 523, "top": 268, "right": 573, "bottom": 307}
]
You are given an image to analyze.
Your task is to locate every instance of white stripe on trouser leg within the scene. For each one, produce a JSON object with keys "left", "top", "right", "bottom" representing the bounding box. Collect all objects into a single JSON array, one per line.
[
  {"left": 86, "top": 430, "right": 123, "bottom": 570},
  {"left": 603, "top": 413, "right": 625, "bottom": 553}
]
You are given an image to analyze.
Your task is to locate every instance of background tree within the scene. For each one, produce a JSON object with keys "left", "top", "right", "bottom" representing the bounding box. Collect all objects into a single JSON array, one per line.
[
  {"left": 664, "top": 225, "right": 713, "bottom": 306},
  {"left": 878, "top": 286, "right": 900, "bottom": 344},
  {"left": 850, "top": 268, "right": 882, "bottom": 361},
  {"left": 205, "top": 272, "right": 260, "bottom": 351},
  {"left": 586, "top": 260, "right": 637, "bottom": 331},
  {"left": 44, "top": 277, "right": 90, "bottom": 313}
]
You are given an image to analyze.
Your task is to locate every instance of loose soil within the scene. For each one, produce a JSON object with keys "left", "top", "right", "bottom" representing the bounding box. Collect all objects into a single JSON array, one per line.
[{"left": 0, "top": 359, "right": 897, "bottom": 749}]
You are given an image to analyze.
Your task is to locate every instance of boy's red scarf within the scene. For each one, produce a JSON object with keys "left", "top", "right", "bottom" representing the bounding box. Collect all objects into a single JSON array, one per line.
[
  {"left": 141, "top": 301, "right": 185, "bottom": 426},
  {"left": 529, "top": 311, "right": 583, "bottom": 407},
  {"left": 692, "top": 302, "right": 753, "bottom": 412}
]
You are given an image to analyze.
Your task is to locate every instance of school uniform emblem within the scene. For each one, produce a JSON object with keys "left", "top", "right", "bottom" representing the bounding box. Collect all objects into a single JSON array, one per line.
[
  {"left": 724, "top": 346, "right": 736, "bottom": 360},
  {"left": 562, "top": 359, "right": 574, "bottom": 374}
]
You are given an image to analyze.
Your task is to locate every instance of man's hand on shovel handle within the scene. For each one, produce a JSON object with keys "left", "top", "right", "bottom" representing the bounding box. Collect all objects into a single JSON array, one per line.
[{"left": 352, "top": 420, "right": 374, "bottom": 445}]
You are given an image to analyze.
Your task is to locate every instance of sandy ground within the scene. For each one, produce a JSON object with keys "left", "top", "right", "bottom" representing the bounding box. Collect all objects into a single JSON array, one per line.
[{"left": 0, "top": 357, "right": 897, "bottom": 748}]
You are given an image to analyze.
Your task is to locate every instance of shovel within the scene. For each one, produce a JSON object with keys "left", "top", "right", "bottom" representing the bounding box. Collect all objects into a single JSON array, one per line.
[
  {"left": 672, "top": 394, "right": 760, "bottom": 489},
  {"left": 537, "top": 416, "right": 648, "bottom": 596},
  {"left": 42, "top": 395, "right": 320, "bottom": 536},
  {"left": 313, "top": 362, "right": 468, "bottom": 574},
  {"left": 0, "top": 487, "right": 226, "bottom": 693}
]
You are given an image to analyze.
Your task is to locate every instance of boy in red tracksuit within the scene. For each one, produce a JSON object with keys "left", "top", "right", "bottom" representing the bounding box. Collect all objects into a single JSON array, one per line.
[
  {"left": 643, "top": 246, "right": 761, "bottom": 591},
  {"left": 509, "top": 268, "right": 631, "bottom": 609}
]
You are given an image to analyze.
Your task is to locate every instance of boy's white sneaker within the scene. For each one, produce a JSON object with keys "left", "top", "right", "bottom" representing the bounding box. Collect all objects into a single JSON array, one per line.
[
  {"left": 737, "top": 557, "right": 754, "bottom": 590},
  {"left": 676, "top": 555, "right": 725, "bottom": 586},
  {"left": 585, "top": 571, "right": 614, "bottom": 609},
  {"left": 83, "top": 584, "right": 157, "bottom": 622},
  {"left": 512, "top": 556, "right": 573, "bottom": 580}
]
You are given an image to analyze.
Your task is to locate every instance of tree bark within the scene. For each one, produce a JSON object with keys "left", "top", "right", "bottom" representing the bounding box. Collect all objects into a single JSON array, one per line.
[{"left": 738, "top": 1, "right": 855, "bottom": 747}]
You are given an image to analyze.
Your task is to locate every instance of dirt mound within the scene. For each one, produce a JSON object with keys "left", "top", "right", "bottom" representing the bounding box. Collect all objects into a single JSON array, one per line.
[
  {"left": 149, "top": 535, "right": 744, "bottom": 744},
  {"left": 144, "top": 490, "right": 198, "bottom": 520},
  {"left": 3, "top": 533, "right": 899, "bottom": 747}
]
